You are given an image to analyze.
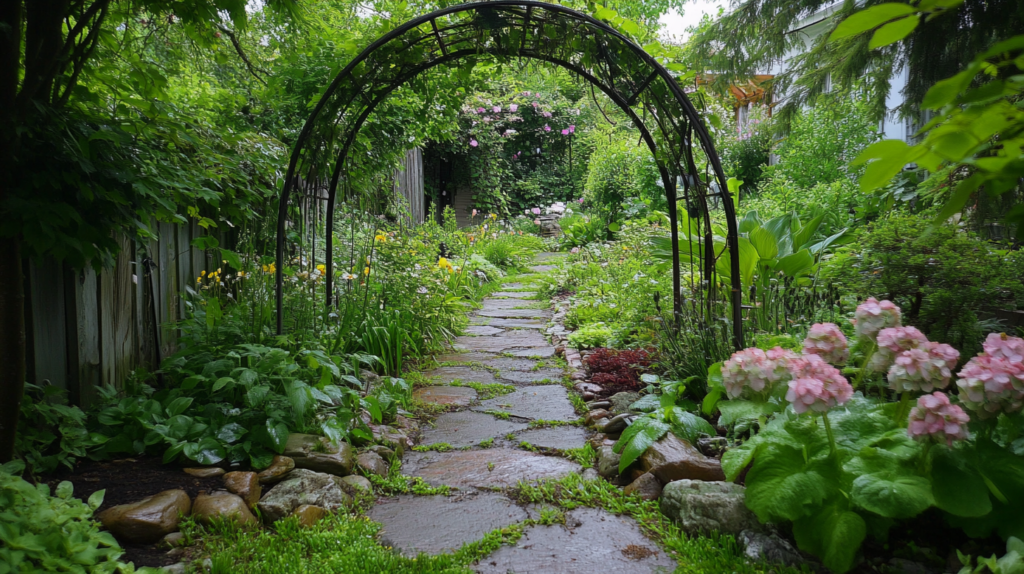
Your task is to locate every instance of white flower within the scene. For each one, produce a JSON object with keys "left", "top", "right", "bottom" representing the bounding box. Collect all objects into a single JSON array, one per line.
[{"left": 417, "top": 286, "right": 428, "bottom": 294}]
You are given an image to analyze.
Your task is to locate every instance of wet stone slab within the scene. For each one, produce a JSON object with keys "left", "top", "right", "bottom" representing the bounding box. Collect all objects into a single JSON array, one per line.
[
  {"left": 403, "top": 448, "right": 580, "bottom": 489},
  {"left": 475, "top": 385, "right": 577, "bottom": 421},
  {"left": 529, "top": 265, "right": 557, "bottom": 273},
  {"left": 499, "top": 368, "right": 565, "bottom": 384},
  {"left": 418, "top": 411, "right": 528, "bottom": 448},
  {"left": 491, "top": 291, "right": 538, "bottom": 298},
  {"left": 501, "top": 282, "right": 526, "bottom": 289},
  {"left": 369, "top": 493, "right": 527, "bottom": 556},
  {"left": 463, "top": 326, "right": 505, "bottom": 336},
  {"left": 474, "top": 507, "right": 675, "bottom": 574},
  {"left": 423, "top": 366, "right": 502, "bottom": 386},
  {"left": 476, "top": 308, "right": 553, "bottom": 319},
  {"left": 455, "top": 330, "right": 550, "bottom": 353},
  {"left": 508, "top": 347, "right": 557, "bottom": 358},
  {"left": 434, "top": 352, "right": 500, "bottom": 364},
  {"left": 515, "top": 426, "right": 589, "bottom": 451},
  {"left": 470, "top": 317, "right": 547, "bottom": 329},
  {"left": 412, "top": 386, "right": 477, "bottom": 407},
  {"left": 533, "top": 252, "right": 566, "bottom": 262},
  {"left": 474, "top": 357, "right": 541, "bottom": 372},
  {"left": 481, "top": 299, "right": 544, "bottom": 311}
]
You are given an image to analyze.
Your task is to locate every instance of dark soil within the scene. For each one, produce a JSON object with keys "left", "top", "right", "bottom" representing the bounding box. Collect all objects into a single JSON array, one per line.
[{"left": 41, "top": 456, "right": 224, "bottom": 568}]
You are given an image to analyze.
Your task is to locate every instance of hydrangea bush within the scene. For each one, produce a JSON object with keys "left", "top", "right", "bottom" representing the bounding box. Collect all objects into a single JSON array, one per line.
[{"left": 708, "top": 298, "right": 1024, "bottom": 573}]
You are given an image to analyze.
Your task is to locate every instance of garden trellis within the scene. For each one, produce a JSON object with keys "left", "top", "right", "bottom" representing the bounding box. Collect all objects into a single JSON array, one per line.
[{"left": 274, "top": 0, "right": 745, "bottom": 347}]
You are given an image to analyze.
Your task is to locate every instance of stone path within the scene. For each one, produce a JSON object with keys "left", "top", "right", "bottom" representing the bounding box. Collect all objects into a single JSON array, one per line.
[{"left": 368, "top": 253, "right": 676, "bottom": 572}]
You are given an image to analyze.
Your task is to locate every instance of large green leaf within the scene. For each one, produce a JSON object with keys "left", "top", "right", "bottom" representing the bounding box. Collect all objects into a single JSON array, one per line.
[
  {"left": 793, "top": 504, "right": 867, "bottom": 573},
  {"left": 774, "top": 249, "right": 814, "bottom": 278},
  {"left": 851, "top": 471, "right": 933, "bottom": 519},
  {"left": 717, "top": 399, "right": 779, "bottom": 429},
  {"left": 930, "top": 447, "right": 992, "bottom": 517},
  {"left": 868, "top": 15, "right": 919, "bottom": 49},
  {"left": 744, "top": 442, "right": 839, "bottom": 523},
  {"left": 747, "top": 226, "right": 779, "bottom": 260},
  {"left": 667, "top": 408, "right": 716, "bottom": 443},
  {"left": 738, "top": 210, "right": 762, "bottom": 233},
  {"left": 613, "top": 416, "right": 670, "bottom": 473},
  {"left": 716, "top": 236, "right": 759, "bottom": 286},
  {"left": 792, "top": 212, "right": 826, "bottom": 251}
]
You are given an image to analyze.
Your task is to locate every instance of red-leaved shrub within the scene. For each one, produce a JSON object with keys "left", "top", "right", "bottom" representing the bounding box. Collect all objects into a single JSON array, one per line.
[{"left": 584, "top": 348, "right": 653, "bottom": 394}]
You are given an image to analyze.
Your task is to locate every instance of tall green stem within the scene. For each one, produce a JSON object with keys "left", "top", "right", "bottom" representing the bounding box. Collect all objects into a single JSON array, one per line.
[
  {"left": 822, "top": 412, "right": 838, "bottom": 458},
  {"left": 853, "top": 339, "right": 877, "bottom": 390},
  {"left": 895, "top": 392, "right": 912, "bottom": 426}
]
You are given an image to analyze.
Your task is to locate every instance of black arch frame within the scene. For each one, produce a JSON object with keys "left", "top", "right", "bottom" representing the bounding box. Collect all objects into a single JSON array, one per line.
[{"left": 275, "top": 0, "right": 745, "bottom": 348}]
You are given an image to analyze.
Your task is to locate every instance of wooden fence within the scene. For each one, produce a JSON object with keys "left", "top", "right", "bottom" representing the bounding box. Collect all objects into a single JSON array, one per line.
[{"left": 25, "top": 148, "right": 427, "bottom": 408}]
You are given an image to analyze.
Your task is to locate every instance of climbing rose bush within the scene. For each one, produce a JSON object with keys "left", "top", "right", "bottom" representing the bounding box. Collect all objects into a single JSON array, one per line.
[
  {"left": 907, "top": 391, "right": 970, "bottom": 445},
  {"left": 802, "top": 322, "right": 849, "bottom": 365},
  {"left": 853, "top": 297, "right": 901, "bottom": 340}
]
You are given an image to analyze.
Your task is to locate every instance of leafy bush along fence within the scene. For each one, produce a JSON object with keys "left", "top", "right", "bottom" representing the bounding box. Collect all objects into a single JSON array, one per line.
[{"left": 706, "top": 297, "right": 1024, "bottom": 573}]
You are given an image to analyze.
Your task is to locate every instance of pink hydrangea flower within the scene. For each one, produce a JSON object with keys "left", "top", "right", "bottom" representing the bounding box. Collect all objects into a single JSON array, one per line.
[
  {"left": 532, "top": 207, "right": 541, "bottom": 215},
  {"left": 532, "top": 102, "right": 539, "bottom": 108},
  {"left": 803, "top": 323, "right": 849, "bottom": 365},
  {"left": 786, "top": 372, "right": 852, "bottom": 414},
  {"left": 509, "top": 104, "right": 518, "bottom": 112},
  {"left": 721, "top": 347, "right": 797, "bottom": 399},
  {"left": 569, "top": 125, "right": 575, "bottom": 133},
  {"left": 544, "top": 124, "right": 551, "bottom": 132},
  {"left": 787, "top": 354, "right": 853, "bottom": 407},
  {"left": 984, "top": 333, "right": 1024, "bottom": 362},
  {"left": 561, "top": 129, "right": 570, "bottom": 135},
  {"left": 543, "top": 111, "right": 552, "bottom": 118},
  {"left": 887, "top": 343, "right": 959, "bottom": 393},
  {"left": 469, "top": 139, "right": 478, "bottom": 147},
  {"left": 493, "top": 106, "right": 501, "bottom": 113},
  {"left": 476, "top": 107, "right": 485, "bottom": 113},
  {"left": 956, "top": 354, "right": 1024, "bottom": 417},
  {"left": 871, "top": 326, "right": 931, "bottom": 372},
  {"left": 854, "top": 297, "right": 902, "bottom": 340},
  {"left": 908, "top": 392, "right": 970, "bottom": 446}
]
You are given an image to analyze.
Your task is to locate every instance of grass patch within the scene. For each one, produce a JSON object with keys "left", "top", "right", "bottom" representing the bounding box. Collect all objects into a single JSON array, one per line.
[
  {"left": 448, "top": 379, "right": 515, "bottom": 400},
  {"left": 478, "top": 437, "right": 494, "bottom": 448},
  {"left": 483, "top": 409, "right": 512, "bottom": 420},
  {"left": 367, "top": 459, "right": 451, "bottom": 497},
  {"left": 513, "top": 474, "right": 806, "bottom": 574},
  {"left": 518, "top": 441, "right": 538, "bottom": 452},
  {"left": 528, "top": 418, "right": 583, "bottom": 428},
  {"left": 412, "top": 442, "right": 453, "bottom": 453},
  {"left": 563, "top": 445, "right": 596, "bottom": 468}
]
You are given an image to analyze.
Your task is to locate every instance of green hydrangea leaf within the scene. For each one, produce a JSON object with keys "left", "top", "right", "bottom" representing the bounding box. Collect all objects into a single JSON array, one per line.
[
  {"left": 793, "top": 504, "right": 866, "bottom": 573},
  {"left": 851, "top": 471, "right": 933, "bottom": 518},
  {"left": 744, "top": 443, "right": 839, "bottom": 523}
]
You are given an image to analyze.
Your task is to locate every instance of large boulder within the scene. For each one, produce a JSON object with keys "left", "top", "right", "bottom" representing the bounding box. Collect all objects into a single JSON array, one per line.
[
  {"left": 223, "top": 471, "right": 261, "bottom": 510},
  {"left": 284, "top": 433, "right": 355, "bottom": 477},
  {"left": 97, "top": 489, "right": 191, "bottom": 544},
  {"left": 257, "top": 469, "right": 352, "bottom": 524},
  {"left": 660, "top": 480, "right": 760, "bottom": 535},
  {"left": 192, "top": 491, "right": 256, "bottom": 526},
  {"left": 640, "top": 434, "right": 725, "bottom": 483}
]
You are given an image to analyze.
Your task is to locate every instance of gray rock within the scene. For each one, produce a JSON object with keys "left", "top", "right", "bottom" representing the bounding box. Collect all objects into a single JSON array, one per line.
[
  {"left": 161, "top": 563, "right": 186, "bottom": 574},
  {"left": 608, "top": 392, "right": 641, "bottom": 414},
  {"left": 661, "top": 480, "right": 760, "bottom": 535},
  {"left": 640, "top": 434, "right": 725, "bottom": 483},
  {"left": 601, "top": 413, "right": 632, "bottom": 434},
  {"left": 257, "top": 469, "right": 353, "bottom": 524},
  {"left": 97, "top": 489, "right": 191, "bottom": 544},
  {"left": 581, "top": 468, "right": 600, "bottom": 481},
  {"left": 623, "top": 473, "right": 663, "bottom": 501},
  {"left": 697, "top": 436, "right": 730, "bottom": 457},
  {"left": 340, "top": 475, "right": 374, "bottom": 495},
  {"left": 595, "top": 445, "right": 621, "bottom": 479},
  {"left": 740, "top": 530, "right": 807, "bottom": 567},
  {"left": 586, "top": 400, "right": 611, "bottom": 410},
  {"left": 284, "top": 433, "right": 355, "bottom": 476},
  {"left": 158, "top": 532, "right": 185, "bottom": 549},
  {"left": 356, "top": 452, "right": 389, "bottom": 477}
]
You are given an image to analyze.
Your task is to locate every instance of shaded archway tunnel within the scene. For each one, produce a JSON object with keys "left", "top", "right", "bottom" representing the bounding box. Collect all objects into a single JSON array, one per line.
[{"left": 275, "top": 0, "right": 745, "bottom": 348}]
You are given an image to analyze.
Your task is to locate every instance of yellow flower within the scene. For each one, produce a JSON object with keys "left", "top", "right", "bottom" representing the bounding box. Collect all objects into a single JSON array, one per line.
[
  {"left": 237, "top": 271, "right": 246, "bottom": 278},
  {"left": 316, "top": 264, "right": 326, "bottom": 274},
  {"left": 363, "top": 267, "right": 370, "bottom": 276},
  {"left": 490, "top": 213, "right": 497, "bottom": 220},
  {"left": 438, "top": 257, "right": 453, "bottom": 271},
  {"left": 374, "top": 234, "right": 387, "bottom": 242},
  {"left": 201, "top": 270, "right": 207, "bottom": 276},
  {"left": 217, "top": 267, "right": 222, "bottom": 274},
  {"left": 196, "top": 277, "right": 202, "bottom": 283}
]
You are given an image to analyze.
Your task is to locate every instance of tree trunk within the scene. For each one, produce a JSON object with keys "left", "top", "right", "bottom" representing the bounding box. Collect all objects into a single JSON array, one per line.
[{"left": 0, "top": 236, "right": 26, "bottom": 463}]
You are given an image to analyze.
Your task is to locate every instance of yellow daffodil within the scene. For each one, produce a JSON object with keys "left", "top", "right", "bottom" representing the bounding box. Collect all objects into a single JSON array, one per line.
[
  {"left": 196, "top": 277, "right": 202, "bottom": 283},
  {"left": 201, "top": 270, "right": 207, "bottom": 276}
]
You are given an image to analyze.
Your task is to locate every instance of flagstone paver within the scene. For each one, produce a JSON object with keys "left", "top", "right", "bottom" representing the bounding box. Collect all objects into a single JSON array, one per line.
[{"left": 386, "top": 253, "right": 674, "bottom": 572}]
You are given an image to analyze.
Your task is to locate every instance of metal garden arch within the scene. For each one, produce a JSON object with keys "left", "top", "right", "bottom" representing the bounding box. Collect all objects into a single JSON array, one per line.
[{"left": 275, "top": 0, "right": 745, "bottom": 348}]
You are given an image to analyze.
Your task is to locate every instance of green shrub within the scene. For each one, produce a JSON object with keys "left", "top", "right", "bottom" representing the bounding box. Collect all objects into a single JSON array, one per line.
[
  {"left": 568, "top": 323, "right": 613, "bottom": 349},
  {"left": 15, "top": 383, "right": 105, "bottom": 475},
  {"left": 583, "top": 130, "right": 662, "bottom": 222},
  {"left": 466, "top": 254, "right": 505, "bottom": 282},
  {"left": 821, "top": 213, "right": 1024, "bottom": 355},
  {"left": 0, "top": 460, "right": 141, "bottom": 573}
]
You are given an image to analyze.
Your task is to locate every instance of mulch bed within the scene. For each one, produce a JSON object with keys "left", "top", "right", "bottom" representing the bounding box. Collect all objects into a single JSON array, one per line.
[{"left": 40, "top": 457, "right": 224, "bottom": 568}]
